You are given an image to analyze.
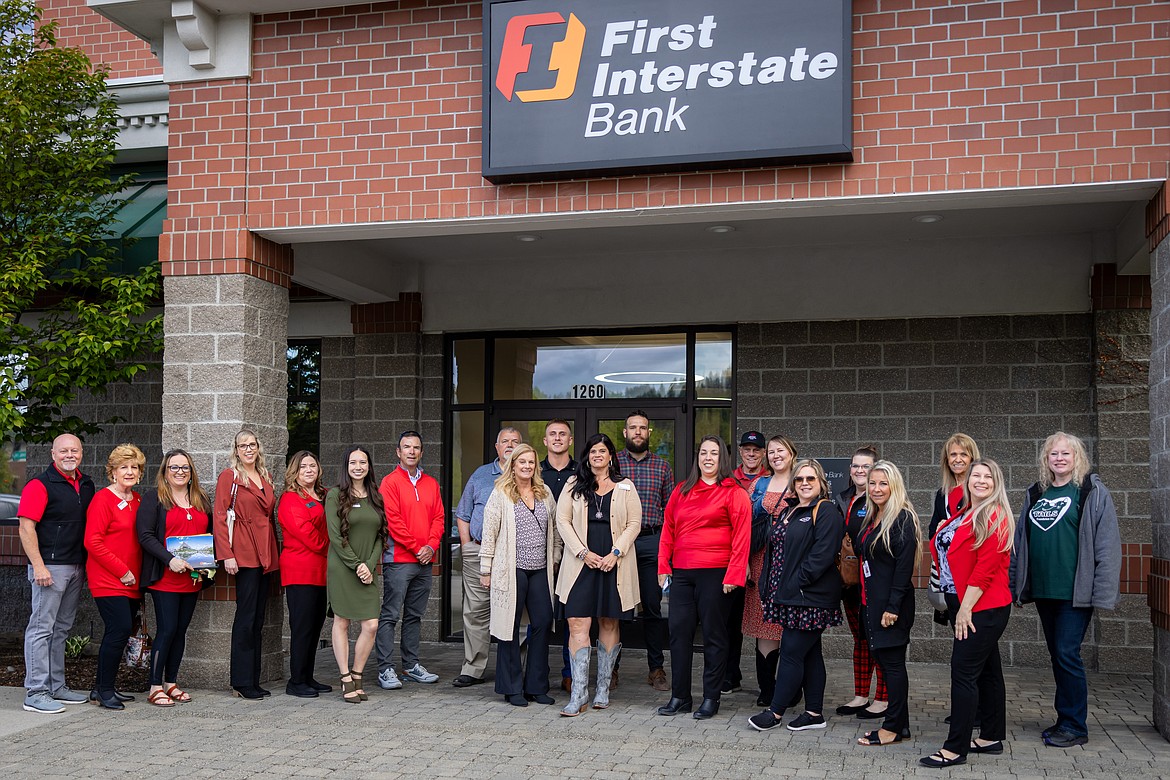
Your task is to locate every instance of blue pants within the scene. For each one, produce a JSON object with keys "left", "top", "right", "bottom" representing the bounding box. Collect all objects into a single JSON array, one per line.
[{"left": 1035, "top": 598, "right": 1094, "bottom": 737}]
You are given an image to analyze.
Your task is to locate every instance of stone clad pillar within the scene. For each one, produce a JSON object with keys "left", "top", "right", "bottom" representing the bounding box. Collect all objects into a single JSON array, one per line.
[
  {"left": 1148, "top": 185, "right": 1170, "bottom": 737},
  {"left": 161, "top": 272, "right": 290, "bottom": 687}
]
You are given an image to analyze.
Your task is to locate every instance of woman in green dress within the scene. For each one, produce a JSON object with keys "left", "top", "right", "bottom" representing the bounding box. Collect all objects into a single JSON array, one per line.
[{"left": 327, "top": 446, "right": 386, "bottom": 703}]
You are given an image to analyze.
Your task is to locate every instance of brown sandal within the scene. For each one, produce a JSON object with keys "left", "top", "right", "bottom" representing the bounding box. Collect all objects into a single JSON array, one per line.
[
  {"left": 148, "top": 689, "right": 175, "bottom": 707},
  {"left": 341, "top": 672, "right": 361, "bottom": 704},
  {"left": 164, "top": 684, "right": 191, "bottom": 703},
  {"left": 351, "top": 671, "right": 368, "bottom": 701}
]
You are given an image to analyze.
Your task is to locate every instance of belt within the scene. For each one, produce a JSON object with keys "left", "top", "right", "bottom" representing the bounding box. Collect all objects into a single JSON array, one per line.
[{"left": 638, "top": 526, "right": 662, "bottom": 538}]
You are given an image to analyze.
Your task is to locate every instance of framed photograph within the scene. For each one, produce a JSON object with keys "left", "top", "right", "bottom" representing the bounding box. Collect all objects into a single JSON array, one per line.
[{"left": 166, "top": 534, "right": 216, "bottom": 568}]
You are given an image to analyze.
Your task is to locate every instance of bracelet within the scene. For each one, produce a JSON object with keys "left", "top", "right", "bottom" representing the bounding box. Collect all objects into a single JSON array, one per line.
[{"left": 577, "top": 549, "right": 587, "bottom": 560}]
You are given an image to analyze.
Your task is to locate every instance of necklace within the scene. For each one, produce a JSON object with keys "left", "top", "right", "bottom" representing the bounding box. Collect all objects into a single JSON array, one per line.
[
  {"left": 591, "top": 492, "right": 605, "bottom": 520},
  {"left": 174, "top": 492, "right": 193, "bottom": 521}
]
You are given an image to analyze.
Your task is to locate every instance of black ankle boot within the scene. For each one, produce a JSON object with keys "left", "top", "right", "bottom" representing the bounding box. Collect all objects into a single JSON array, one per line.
[{"left": 755, "top": 649, "right": 779, "bottom": 707}]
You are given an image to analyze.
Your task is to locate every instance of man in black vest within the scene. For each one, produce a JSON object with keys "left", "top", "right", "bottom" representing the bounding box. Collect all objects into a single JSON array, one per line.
[{"left": 17, "top": 434, "right": 95, "bottom": 714}]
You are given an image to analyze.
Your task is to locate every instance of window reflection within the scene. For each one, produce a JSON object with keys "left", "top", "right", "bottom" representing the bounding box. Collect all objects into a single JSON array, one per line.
[
  {"left": 452, "top": 339, "right": 485, "bottom": 405},
  {"left": 695, "top": 332, "right": 732, "bottom": 401}
]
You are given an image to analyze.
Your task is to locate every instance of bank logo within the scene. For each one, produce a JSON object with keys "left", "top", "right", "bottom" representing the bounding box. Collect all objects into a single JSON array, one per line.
[{"left": 495, "top": 12, "right": 585, "bottom": 102}]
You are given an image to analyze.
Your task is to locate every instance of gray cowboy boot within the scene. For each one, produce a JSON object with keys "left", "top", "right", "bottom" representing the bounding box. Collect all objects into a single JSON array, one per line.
[
  {"left": 560, "top": 647, "right": 591, "bottom": 717},
  {"left": 592, "top": 641, "right": 621, "bottom": 709}
]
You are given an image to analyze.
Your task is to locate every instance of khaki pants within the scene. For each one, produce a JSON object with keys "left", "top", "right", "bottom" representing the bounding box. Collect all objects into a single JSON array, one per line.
[{"left": 460, "top": 542, "right": 491, "bottom": 679}]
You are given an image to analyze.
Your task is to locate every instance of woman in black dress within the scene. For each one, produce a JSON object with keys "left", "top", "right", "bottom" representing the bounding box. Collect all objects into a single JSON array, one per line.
[{"left": 554, "top": 433, "right": 642, "bottom": 717}]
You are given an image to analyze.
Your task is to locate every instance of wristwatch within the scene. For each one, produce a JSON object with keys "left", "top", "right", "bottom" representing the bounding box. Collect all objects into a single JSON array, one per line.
[{"left": 612, "top": 547, "right": 622, "bottom": 558}]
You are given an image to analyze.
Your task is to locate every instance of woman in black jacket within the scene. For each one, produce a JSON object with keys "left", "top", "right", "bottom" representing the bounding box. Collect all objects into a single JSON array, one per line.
[
  {"left": 855, "top": 461, "right": 921, "bottom": 747},
  {"left": 136, "top": 449, "right": 212, "bottom": 706},
  {"left": 747, "top": 459, "right": 844, "bottom": 733}
]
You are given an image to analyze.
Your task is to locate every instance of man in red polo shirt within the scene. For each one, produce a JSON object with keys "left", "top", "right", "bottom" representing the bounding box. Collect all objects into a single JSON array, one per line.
[{"left": 17, "top": 434, "right": 95, "bottom": 714}]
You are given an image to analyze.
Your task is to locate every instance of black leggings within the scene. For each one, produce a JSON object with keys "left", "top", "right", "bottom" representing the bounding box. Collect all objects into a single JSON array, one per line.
[
  {"left": 94, "top": 596, "right": 136, "bottom": 695},
  {"left": 149, "top": 590, "right": 199, "bottom": 686},
  {"left": 769, "top": 626, "right": 826, "bottom": 715}
]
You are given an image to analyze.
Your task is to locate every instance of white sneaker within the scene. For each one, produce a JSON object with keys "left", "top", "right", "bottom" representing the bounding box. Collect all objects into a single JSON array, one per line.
[
  {"left": 378, "top": 667, "right": 403, "bottom": 690},
  {"left": 403, "top": 663, "right": 438, "bottom": 684}
]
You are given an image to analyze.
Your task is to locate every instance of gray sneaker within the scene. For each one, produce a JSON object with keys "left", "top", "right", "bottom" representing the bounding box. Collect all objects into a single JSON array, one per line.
[
  {"left": 51, "top": 686, "right": 88, "bottom": 705},
  {"left": 403, "top": 663, "right": 438, "bottom": 684},
  {"left": 23, "top": 691, "right": 66, "bottom": 714},
  {"left": 378, "top": 667, "right": 403, "bottom": 690}
]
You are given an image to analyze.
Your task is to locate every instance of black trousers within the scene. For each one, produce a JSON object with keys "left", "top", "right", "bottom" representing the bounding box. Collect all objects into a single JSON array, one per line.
[
  {"left": 94, "top": 595, "right": 136, "bottom": 694},
  {"left": 495, "top": 568, "right": 553, "bottom": 696},
  {"left": 634, "top": 532, "right": 667, "bottom": 672},
  {"left": 943, "top": 604, "right": 1010, "bottom": 756},
  {"left": 770, "top": 626, "right": 826, "bottom": 714},
  {"left": 286, "top": 584, "right": 327, "bottom": 686},
  {"left": 149, "top": 589, "right": 199, "bottom": 686},
  {"left": 668, "top": 567, "right": 732, "bottom": 701},
  {"left": 724, "top": 584, "right": 745, "bottom": 686},
  {"left": 231, "top": 567, "right": 270, "bottom": 688},
  {"left": 871, "top": 643, "right": 910, "bottom": 735}
]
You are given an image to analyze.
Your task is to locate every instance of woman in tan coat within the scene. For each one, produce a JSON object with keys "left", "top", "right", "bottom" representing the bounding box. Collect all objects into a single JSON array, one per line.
[
  {"left": 480, "top": 444, "right": 563, "bottom": 707},
  {"left": 213, "top": 428, "right": 280, "bottom": 699},
  {"left": 554, "top": 433, "right": 641, "bottom": 717}
]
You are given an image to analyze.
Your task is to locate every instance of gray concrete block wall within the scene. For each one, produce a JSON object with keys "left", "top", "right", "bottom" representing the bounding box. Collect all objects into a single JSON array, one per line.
[
  {"left": 1150, "top": 235, "right": 1170, "bottom": 737},
  {"left": 738, "top": 312, "right": 1150, "bottom": 671}
]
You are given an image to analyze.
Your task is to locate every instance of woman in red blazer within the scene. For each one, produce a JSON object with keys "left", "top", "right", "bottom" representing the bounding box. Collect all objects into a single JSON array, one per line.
[
  {"left": 213, "top": 428, "right": 280, "bottom": 699},
  {"left": 278, "top": 451, "right": 331, "bottom": 698},
  {"left": 922, "top": 459, "right": 1016, "bottom": 768}
]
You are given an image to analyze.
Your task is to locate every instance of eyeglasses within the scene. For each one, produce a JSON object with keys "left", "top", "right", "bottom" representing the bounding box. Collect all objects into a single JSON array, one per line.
[
  {"left": 793, "top": 476, "right": 818, "bottom": 484},
  {"left": 167, "top": 465, "right": 191, "bottom": 473},
  {"left": 850, "top": 464, "right": 871, "bottom": 471},
  {"left": 236, "top": 443, "right": 258, "bottom": 451}
]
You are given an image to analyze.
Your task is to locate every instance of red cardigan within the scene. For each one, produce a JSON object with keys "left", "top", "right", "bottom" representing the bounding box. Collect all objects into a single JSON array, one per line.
[
  {"left": 933, "top": 510, "right": 1012, "bottom": 611},
  {"left": 85, "top": 487, "right": 142, "bottom": 598},
  {"left": 278, "top": 490, "right": 328, "bottom": 586},
  {"left": 658, "top": 478, "right": 751, "bottom": 587}
]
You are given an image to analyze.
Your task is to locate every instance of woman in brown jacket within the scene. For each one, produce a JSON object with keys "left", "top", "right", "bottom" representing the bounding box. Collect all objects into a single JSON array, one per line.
[
  {"left": 554, "top": 433, "right": 642, "bottom": 717},
  {"left": 213, "top": 428, "right": 280, "bottom": 699}
]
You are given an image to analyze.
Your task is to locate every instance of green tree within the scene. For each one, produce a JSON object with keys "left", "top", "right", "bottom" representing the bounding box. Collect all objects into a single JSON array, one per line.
[{"left": 0, "top": 0, "right": 162, "bottom": 444}]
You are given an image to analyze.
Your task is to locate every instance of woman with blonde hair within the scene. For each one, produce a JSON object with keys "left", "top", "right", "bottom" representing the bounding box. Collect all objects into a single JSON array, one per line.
[
  {"left": 748, "top": 459, "right": 844, "bottom": 733},
  {"left": 85, "top": 444, "right": 146, "bottom": 710},
  {"left": 854, "top": 461, "right": 921, "bottom": 747},
  {"left": 1010, "top": 432, "right": 1120, "bottom": 749},
  {"left": 480, "top": 443, "right": 563, "bottom": 706},
  {"left": 278, "top": 450, "right": 331, "bottom": 698},
  {"left": 929, "top": 434, "right": 981, "bottom": 537},
  {"left": 922, "top": 459, "right": 1015, "bottom": 768},
  {"left": 213, "top": 428, "right": 280, "bottom": 699},
  {"left": 137, "top": 448, "right": 212, "bottom": 706}
]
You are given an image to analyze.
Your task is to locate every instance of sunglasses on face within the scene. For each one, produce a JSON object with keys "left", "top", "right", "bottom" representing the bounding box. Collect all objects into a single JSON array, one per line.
[{"left": 793, "top": 476, "right": 818, "bottom": 484}]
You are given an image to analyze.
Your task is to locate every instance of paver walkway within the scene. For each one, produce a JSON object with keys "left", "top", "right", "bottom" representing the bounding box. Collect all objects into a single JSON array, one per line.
[{"left": 1, "top": 642, "right": 1167, "bottom": 778}]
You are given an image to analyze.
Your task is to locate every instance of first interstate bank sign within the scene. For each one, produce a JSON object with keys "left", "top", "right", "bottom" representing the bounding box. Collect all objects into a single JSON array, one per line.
[{"left": 482, "top": 0, "right": 852, "bottom": 183}]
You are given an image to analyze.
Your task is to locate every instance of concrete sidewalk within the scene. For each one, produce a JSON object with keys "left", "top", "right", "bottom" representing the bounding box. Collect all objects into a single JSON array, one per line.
[{"left": 1, "top": 641, "right": 1167, "bottom": 779}]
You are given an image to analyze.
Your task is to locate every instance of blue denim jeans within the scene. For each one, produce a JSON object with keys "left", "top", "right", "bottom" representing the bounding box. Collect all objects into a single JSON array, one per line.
[{"left": 1035, "top": 598, "right": 1094, "bottom": 737}]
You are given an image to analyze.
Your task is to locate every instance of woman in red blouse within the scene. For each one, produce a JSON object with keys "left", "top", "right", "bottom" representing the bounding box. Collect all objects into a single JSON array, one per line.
[
  {"left": 137, "top": 449, "right": 211, "bottom": 706},
  {"left": 85, "top": 444, "right": 145, "bottom": 710},
  {"left": 922, "top": 459, "right": 1015, "bottom": 768},
  {"left": 657, "top": 435, "right": 750, "bottom": 721},
  {"left": 213, "top": 428, "right": 280, "bottom": 699},
  {"left": 278, "top": 451, "right": 331, "bottom": 698}
]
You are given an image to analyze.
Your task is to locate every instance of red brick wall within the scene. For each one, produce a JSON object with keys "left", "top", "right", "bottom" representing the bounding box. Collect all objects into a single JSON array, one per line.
[{"left": 38, "top": 0, "right": 160, "bottom": 80}]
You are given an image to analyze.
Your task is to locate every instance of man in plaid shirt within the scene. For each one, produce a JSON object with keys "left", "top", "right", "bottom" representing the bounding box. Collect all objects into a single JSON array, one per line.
[{"left": 615, "top": 410, "right": 677, "bottom": 692}]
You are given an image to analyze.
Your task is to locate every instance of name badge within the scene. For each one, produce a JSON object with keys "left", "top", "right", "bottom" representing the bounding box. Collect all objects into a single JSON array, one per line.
[
  {"left": 862, "top": 560, "right": 872, "bottom": 578},
  {"left": 306, "top": 501, "right": 318, "bottom": 508},
  {"left": 618, "top": 483, "right": 632, "bottom": 491},
  {"left": 117, "top": 500, "right": 129, "bottom": 510},
  {"left": 353, "top": 503, "right": 361, "bottom": 508}
]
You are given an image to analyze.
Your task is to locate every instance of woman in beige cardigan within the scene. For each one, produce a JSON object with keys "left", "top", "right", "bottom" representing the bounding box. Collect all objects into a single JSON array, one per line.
[
  {"left": 480, "top": 444, "right": 563, "bottom": 707},
  {"left": 554, "top": 433, "right": 642, "bottom": 717}
]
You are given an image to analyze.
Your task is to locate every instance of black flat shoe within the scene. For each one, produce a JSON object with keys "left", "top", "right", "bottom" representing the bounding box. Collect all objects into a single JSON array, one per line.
[
  {"left": 969, "top": 740, "right": 1003, "bottom": 754},
  {"left": 256, "top": 686, "right": 271, "bottom": 697},
  {"left": 90, "top": 689, "right": 135, "bottom": 704},
  {"left": 857, "top": 705, "right": 887, "bottom": 720},
  {"left": 693, "top": 698, "right": 720, "bottom": 719},
  {"left": 92, "top": 690, "right": 124, "bottom": 710},
  {"left": 232, "top": 687, "right": 265, "bottom": 700},
  {"left": 285, "top": 682, "right": 319, "bottom": 698},
  {"left": 836, "top": 701, "right": 870, "bottom": 715},
  {"left": 525, "top": 693, "right": 556, "bottom": 705},
  {"left": 309, "top": 679, "right": 333, "bottom": 693},
  {"left": 919, "top": 752, "right": 966, "bottom": 768},
  {"left": 505, "top": 694, "right": 528, "bottom": 707},
  {"left": 657, "top": 697, "right": 693, "bottom": 715}
]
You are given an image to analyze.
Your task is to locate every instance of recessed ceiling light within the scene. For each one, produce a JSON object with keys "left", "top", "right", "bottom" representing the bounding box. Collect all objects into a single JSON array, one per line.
[
  {"left": 912, "top": 214, "right": 943, "bottom": 224},
  {"left": 515, "top": 234, "right": 541, "bottom": 242},
  {"left": 706, "top": 225, "right": 736, "bottom": 234}
]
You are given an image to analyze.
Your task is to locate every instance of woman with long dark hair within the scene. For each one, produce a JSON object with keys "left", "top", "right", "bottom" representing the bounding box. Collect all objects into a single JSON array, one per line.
[
  {"left": 326, "top": 446, "right": 387, "bottom": 703},
  {"left": 137, "top": 448, "right": 211, "bottom": 707},
  {"left": 921, "top": 459, "right": 1015, "bottom": 768},
  {"left": 554, "top": 433, "right": 642, "bottom": 717},
  {"left": 656, "top": 435, "right": 750, "bottom": 720},
  {"left": 85, "top": 444, "right": 146, "bottom": 710},
  {"left": 854, "top": 461, "right": 921, "bottom": 747},
  {"left": 747, "top": 459, "right": 844, "bottom": 734},
  {"left": 213, "top": 428, "right": 280, "bottom": 699},
  {"left": 278, "top": 451, "right": 331, "bottom": 698}
]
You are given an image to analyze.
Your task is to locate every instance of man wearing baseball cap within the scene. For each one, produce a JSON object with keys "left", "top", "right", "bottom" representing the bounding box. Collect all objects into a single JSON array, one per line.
[
  {"left": 733, "top": 431, "right": 769, "bottom": 490},
  {"left": 725, "top": 431, "right": 771, "bottom": 694}
]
